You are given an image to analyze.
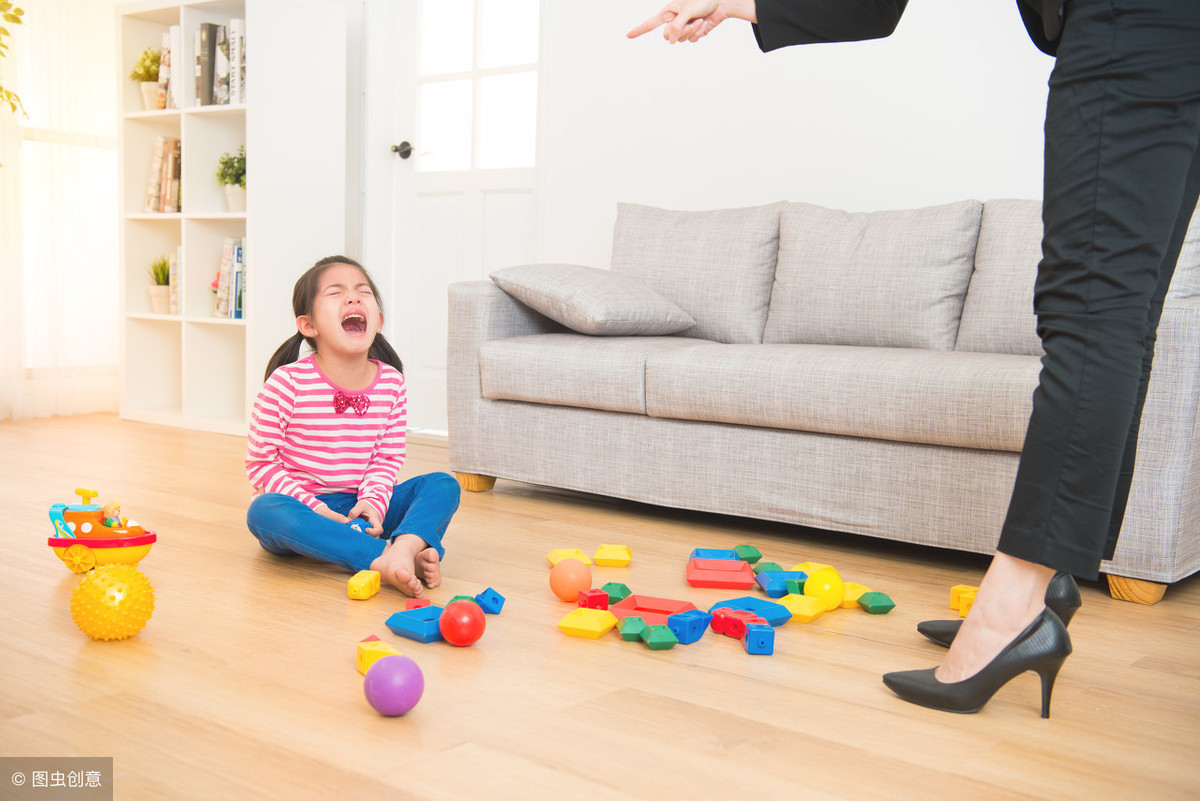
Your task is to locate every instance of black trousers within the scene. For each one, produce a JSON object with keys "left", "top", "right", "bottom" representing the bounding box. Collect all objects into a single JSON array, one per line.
[{"left": 998, "top": 0, "right": 1200, "bottom": 579}]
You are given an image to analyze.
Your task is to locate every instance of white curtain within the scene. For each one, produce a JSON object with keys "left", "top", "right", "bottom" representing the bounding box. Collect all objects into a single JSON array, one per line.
[{"left": 0, "top": 0, "right": 120, "bottom": 420}]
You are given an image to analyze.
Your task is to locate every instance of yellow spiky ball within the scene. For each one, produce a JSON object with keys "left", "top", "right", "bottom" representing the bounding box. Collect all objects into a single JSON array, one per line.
[{"left": 70, "top": 564, "right": 155, "bottom": 641}]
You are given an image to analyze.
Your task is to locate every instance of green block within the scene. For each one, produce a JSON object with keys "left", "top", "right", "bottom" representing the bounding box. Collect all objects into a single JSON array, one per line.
[
  {"left": 602, "top": 581, "right": 632, "bottom": 604},
  {"left": 785, "top": 578, "right": 806, "bottom": 594},
  {"left": 618, "top": 616, "right": 649, "bottom": 641},
  {"left": 734, "top": 544, "right": 763, "bottom": 564},
  {"left": 858, "top": 592, "right": 895, "bottom": 614},
  {"left": 641, "top": 624, "right": 678, "bottom": 651},
  {"left": 752, "top": 561, "right": 783, "bottom": 575},
  {"left": 448, "top": 595, "right": 478, "bottom": 606}
]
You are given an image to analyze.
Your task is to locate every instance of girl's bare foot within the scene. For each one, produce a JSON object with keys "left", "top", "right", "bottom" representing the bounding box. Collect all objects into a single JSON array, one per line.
[
  {"left": 370, "top": 534, "right": 428, "bottom": 598},
  {"left": 415, "top": 547, "right": 442, "bottom": 589}
]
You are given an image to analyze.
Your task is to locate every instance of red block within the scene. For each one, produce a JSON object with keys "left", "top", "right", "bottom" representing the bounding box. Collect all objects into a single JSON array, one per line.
[
  {"left": 578, "top": 589, "right": 609, "bottom": 610},
  {"left": 611, "top": 595, "right": 698, "bottom": 626},
  {"left": 405, "top": 598, "right": 432, "bottom": 610},
  {"left": 711, "top": 608, "right": 766, "bottom": 639},
  {"left": 686, "top": 558, "right": 757, "bottom": 589}
]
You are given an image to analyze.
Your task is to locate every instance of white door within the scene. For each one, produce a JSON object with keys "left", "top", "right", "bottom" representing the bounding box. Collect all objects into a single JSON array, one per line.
[{"left": 365, "top": 0, "right": 541, "bottom": 436}]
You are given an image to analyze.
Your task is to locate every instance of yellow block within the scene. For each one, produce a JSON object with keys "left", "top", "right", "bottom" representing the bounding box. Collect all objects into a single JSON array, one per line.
[
  {"left": 791, "top": 561, "right": 833, "bottom": 574},
  {"left": 779, "top": 593, "right": 825, "bottom": 623},
  {"left": 950, "top": 584, "right": 979, "bottom": 610},
  {"left": 557, "top": 608, "right": 618, "bottom": 638},
  {"left": 348, "top": 570, "right": 381, "bottom": 600},
  {"left": 841, "top": 582, "right": 872, "bottom": 609},
  {"left": 959, "top": 591, "right": 978, "bottom": 618},
  {"left": 593, "top": 544, "right": 633, "bottom": 567},
  {"left": 546, "top": 548, "right": 593, "bottom": 567},
  {"left": 356, "top": 640, "right": 403, "bottom": 674}
]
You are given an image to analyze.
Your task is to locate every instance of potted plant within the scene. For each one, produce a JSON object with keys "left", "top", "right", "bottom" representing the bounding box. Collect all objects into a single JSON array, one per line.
[
  {"left": 146, "top": 254, "right": 171, "bottom": 314},
  {"left": 129, "top": 46, "right": 161, "bottom": 111},
  {"left": 215, "top": 146, "right": 246, "bottom": 212}
]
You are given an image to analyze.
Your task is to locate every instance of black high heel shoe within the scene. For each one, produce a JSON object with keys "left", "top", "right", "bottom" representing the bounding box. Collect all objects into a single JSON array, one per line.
[
  {"left": 916, "top": 572, "right": 1081, "bottom": 648},
  {"left": 882, "top": 608, "right": 1072, "bottom": 718}
]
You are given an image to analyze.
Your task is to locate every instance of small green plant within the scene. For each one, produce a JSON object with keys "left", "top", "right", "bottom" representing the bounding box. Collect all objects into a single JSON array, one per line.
[
  {"left": 0, "top": 3, "right": 28, "bottom": 116},
  {"left": 129, "top": 46, "right": 160, "bottom": 83},
  {"left": 146, "top": 254, "right": 170, "bottom": 286},
  {"left": 215, "top": 146, "right": 246, "bottom": 189}
]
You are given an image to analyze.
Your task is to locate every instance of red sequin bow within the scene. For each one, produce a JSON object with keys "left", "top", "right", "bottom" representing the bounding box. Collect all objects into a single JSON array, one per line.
[{"left": 333, "top": 391, "right": 370, "bottom": 416}]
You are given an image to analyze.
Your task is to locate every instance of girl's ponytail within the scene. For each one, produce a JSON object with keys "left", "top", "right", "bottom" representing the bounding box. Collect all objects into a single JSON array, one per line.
[
  {"left": 264, "top": 331, "right": 306, "bottom": 382},
  {"left": 369, "top": 334, "right": 404, "bottom": 375}
]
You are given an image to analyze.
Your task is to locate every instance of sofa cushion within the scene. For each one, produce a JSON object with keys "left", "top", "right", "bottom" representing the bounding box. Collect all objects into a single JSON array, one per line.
[
  {"left": 489, "top": 264, "right": 696, "bottom": 336},
  {"left": 610, "top": 202, "right": 783, "bottom": 344},
  {"left": 644, "top": 344, "right": 1042, "bottom": 452},
  {"left": 479, "top": 334, "right": 713, "bottom": 414},
  {"left": 956, "top": 199, "right": 1044, "bottom": 356},
  {"left": 763, "top": 200, "right": 983, "bottom": 350}
]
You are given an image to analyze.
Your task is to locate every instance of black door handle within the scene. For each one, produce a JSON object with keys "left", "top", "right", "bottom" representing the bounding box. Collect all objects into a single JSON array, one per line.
[{"left": 391, "top": 141, "right": 413, "bottom": 159}]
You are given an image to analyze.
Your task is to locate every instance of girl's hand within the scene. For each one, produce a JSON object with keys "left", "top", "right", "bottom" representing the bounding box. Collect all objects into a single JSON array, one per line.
[
  {"left": 347, "top": 501, "right": 384, "bottom": 536},
  {"left": 314, "top": 504, "right": 350, "bottom": 525}
]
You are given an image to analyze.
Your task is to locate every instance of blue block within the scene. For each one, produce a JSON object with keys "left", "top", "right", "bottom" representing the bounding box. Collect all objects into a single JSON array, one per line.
[
  {"left": 474, "top": 587, "right": 506, "bottom": 614},
  {"left": 348, "top": 519, "right": 367, "bottom": 534},
  {"left": 689, "top": 548, "right": 740, "bottom": 561},
  {"left": 755, "top": 570, "right": 809, "bottom": 598},
  {"left": 666, "top": 609, "right": 713, "bottom": 644},
  {"left": 385, "top": 606, "right": 443, "bottom": 643},
  {"left": 708, "top": 596, "right": 792, "bottom": 627},
  {"left": 742, "top": 623, "right": 775, "bottom": 655}
]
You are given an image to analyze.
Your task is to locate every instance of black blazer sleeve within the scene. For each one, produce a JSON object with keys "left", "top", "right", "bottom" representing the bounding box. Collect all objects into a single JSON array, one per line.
[{"left": 751, "top": 0, "right": 910, "bottom": 52}]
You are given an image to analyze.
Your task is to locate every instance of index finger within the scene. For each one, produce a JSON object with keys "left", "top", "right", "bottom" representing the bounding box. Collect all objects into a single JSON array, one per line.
[{"left": 627, "top": 10, "right": 676, "bottom": 39}]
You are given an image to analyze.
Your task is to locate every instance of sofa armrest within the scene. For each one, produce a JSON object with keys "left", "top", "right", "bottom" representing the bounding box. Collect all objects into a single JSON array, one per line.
[{"left": 447, "top": 280, "right": 564, "bottom": 471}]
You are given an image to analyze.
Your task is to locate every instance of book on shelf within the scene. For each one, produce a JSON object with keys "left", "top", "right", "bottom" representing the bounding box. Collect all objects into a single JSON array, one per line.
[
  {"left": 197, "top": 23, "right": 216, "bottom": 106},
  {"left": 156, "top": 139, "right": 181, "bottom": 213},
  {"left": 195, "top": 20, "right": 245, "bottom": 107},
  {"left": 213, "top": 236, "right": 247, "bottom": 319},
  {"left": 168, "top": 25, "right": 182, "bottom": 109},
  {"left": 215, "top": 26, "right": 230, "bottom": 105},
  {"left": 155, "top": 32, "right": 170, "bottom": 110},
  {"left": 229, "top": 19, "right": 245, "bottom": 104},
  {"left": 145, "top": 135, "right": 165, "bottom": 212}
]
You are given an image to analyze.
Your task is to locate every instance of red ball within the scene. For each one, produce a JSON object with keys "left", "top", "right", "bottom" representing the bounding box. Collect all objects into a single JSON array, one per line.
[{"left": 439, "top": 600, "right": 486, "bottom": 646}]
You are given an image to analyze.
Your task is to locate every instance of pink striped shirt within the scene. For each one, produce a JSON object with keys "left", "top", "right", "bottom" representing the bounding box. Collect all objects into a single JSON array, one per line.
[{"left": 246, "top": 355, "right": 406, "bottom": 519}]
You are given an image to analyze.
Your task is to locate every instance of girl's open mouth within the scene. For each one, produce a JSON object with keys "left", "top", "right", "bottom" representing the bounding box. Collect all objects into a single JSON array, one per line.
[{"left": 342, "top": 313, "right": 367, "bottom": 334}]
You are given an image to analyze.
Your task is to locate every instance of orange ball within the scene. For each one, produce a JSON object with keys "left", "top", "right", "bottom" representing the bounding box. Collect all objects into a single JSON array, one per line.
[{"left": 549, "top": 558, "right": 591, "bottom": 601}]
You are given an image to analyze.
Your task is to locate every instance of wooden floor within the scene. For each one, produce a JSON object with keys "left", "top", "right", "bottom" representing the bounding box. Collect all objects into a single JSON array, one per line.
[{"left": 3, "top": 415, "right": 1199, "bottom": 800}]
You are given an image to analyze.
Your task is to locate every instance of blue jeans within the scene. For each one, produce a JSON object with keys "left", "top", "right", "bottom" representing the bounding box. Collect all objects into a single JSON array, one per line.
[{"left": 245, "top": 472, "right": 460, "bottom": 572}]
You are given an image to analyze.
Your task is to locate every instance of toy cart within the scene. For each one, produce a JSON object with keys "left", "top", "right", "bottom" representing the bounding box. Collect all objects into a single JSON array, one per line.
[{"left": 46, "top": 488, "right": 156, "bottom": 573}]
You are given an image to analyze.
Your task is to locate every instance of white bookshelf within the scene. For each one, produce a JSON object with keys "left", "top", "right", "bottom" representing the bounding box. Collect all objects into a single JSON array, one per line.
[{"left": 117, "top": 0, "right": 347, "bottom": 435}]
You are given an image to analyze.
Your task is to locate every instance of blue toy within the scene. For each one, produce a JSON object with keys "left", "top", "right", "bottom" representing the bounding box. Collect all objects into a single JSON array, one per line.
[
  {"left": 667, "top": 609, "right": 713, "bottom": 644},
  {"left": 755, "top": 570, "right": 809, "bottom": 598},
  {"left": 742, "top": 623, "right": 775, "bottom": 655},
  {"left": 474, "top": 587, "right": 506, "bottom": 614},
  {"left": 386, "top": 605, "right": 444, "bottom": 643},
  {"left": 689, "top": 547, "right": 740, "bottom": 561}
]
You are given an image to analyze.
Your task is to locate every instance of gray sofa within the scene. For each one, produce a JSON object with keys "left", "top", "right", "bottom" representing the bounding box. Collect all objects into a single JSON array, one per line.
[{"left": 447, "top": 199, "right": 1200, "bottom": 602}]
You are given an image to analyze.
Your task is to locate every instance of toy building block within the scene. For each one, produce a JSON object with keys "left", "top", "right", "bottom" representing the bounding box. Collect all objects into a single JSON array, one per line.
[
  {"left": 349, "top": 519, "right": 368, "bottom": 534},
  {"left": 857, "top": 591, "right": 896, "bottom": 615},
  {"left": 756, "top": 570, "right": 809, "bottom": 598},
  {"left": 689, "top": 547, "right": 740, "bottom": 561},
  {"left": 779, "top": 593, "right": 825, "bottom": 623},
  {"left": 792, "top": 561, "right": 833, "bottom": 575},
  {"left": 348, "top": 570, "right": 381, "bottom": 600},
  {"left": 733, "top": 544, "right": 763, "bottom": 564},
  {"left": 785, "top": 577, "right": 806, "bottom": 595},
  {"left": 611, "top": 595, "right": 698, "bottom": 626},
  {"left": 841, "top": 582, "right": 872, "bottom": 609},
  {"left": 742, "top": 623, "right": 775, "bottom": 655},
  {"left": 950, "top": 584, "right": 979, "bottom": 611},
  {"left": 356, "top": 635, "right": 403, "bottom": 675},
  {"left": 959, "top": 591, "right": 977, "bottom": 618},
  {"left": 448, "top": 595, "right": 478, "bottom": 606},
  {"left": 406, "top": 598, "right": 432, "bottom": 610},
  {"left": 602, "top": 581, "right": 632, "bottom": 604},
  {"left": 753, "top": 561, "right": 783, "bottom": 575},
  {"left": 711, "top": 608, "right": 767, "bottom": 640},
  {"left": 667, "top": 609, "right": 713, "bottom": 644},
  {"left": 618, "top": 616, "right": 649, "bottom": 641},
  {"left": 546, "top": 548, "right": 592, "bottom": 567},
  {"left": 641, "top": 624, "right": 679, "bottom": 651},
  {"left": 386, "top": 606, "right": 444, "bottom": 643},
  {"left": 558, "top": 607, "right": 619, "bottom": 639},
  {"left": 686, "top": 557, "right": 757, "bottom": 589},
  {"left": 709, "top": 596, "right": 792, "bottom": 627},
  {"left": 475, "top": 587, "right": 506, "bottom": 614},
  {"left": 578, "top": 588, "right": 610, "bottom": 610},
  {"left": 593, "top": 544, "right": 633, "bottom": 567}
]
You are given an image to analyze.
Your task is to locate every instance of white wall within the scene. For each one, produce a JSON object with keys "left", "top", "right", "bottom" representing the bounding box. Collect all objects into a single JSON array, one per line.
[{"left": 536, "top": 0, "right": 1055, "bottom": 268}]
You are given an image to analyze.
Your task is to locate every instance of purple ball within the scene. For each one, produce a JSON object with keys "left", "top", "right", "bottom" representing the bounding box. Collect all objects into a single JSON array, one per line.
[{"left": 363, "top": 655, "right": 424, "bottom": 716}]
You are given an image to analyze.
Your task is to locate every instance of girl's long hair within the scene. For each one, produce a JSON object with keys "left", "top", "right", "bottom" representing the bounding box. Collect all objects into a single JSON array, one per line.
[{"left": 263, "top": 255, "right": 404, "bottom": 382}]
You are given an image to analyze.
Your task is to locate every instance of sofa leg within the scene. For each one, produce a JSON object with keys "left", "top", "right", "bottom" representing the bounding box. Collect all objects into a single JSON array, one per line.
[
  {"left": 454, "top": 472, "right": 496, "bottom": 492},
  {"left": 1106, "top": 575, "right": 1168, "bottom": 605}
]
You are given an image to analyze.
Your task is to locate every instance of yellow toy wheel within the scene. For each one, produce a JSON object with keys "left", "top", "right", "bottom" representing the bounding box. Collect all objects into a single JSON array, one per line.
[{"left": 61, "top": 543, "right": 97, "bottom": 573}]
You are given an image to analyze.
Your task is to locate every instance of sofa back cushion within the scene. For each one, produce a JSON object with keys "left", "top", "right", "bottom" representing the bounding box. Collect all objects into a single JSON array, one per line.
[
  {"left": 610, "top": 202, "right": 783, "bottom": 344},
  {"left": 955, "top": 199, "right": 1044, "bottom": 356},
  {"left": 763, "top": 200, "right": 983, "bottom": 350}
]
